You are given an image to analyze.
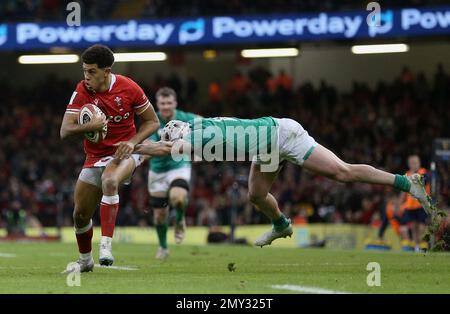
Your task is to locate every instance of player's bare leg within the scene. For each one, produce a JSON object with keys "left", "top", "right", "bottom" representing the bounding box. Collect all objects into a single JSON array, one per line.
[
  {"left": 152, "top": 191, "right": 170, "bottom": 260},
  {"left": 400, "top": 224, "right": 412, "bottom": 249},
  {"left": 248, "top": 162, "right": 293, "bottom": 247},
  {"left": 169, "top": 186, "right": 189, "bottom": 244},
  {"left": 411, "top": 222, "right": 420, "bottom": 251},
  {"left": 303, "top": 144, "right": 432, "bottom": 211},
  {"left": 413, "top": 222, "right": 428, "bottom": 252},
  {"left": 64, "top": 180, "right": 102, "bottom": 273},
  {"left": 417, "top": 223, "right": 427, "bottom": 250},
  {"left": 98, "top": 157, "right": 137, "bottom": 266}
]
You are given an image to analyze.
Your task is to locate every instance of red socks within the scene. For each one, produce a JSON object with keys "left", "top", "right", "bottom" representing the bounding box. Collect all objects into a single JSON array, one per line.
[
  {"left": 100, "top": 195, "right": 119, "bottom": 238},
  {"left": 74, "top": 194, "right": 119, "bottom": 255},
  {"left": 75, "top": 220, "right": 93, "bottom": 254}
]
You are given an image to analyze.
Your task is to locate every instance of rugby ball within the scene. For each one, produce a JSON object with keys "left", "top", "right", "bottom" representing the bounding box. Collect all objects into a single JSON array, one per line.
[{"left": 78, "top": 104, "right": 107, "bottom": 143}]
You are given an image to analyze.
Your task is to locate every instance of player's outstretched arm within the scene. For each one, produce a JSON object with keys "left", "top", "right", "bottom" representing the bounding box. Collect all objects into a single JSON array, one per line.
[
  {"left": 60, "top": 111, "right": 108, "bottom": 140},
  {"left": 134, "top": 140, "right": 173, "bottom": 157}
]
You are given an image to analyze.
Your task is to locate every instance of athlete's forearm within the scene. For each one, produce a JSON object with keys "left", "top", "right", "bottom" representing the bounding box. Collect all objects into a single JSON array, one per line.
[
  {"left": 60, "top": 118, "right": 103, "bottom": 140},
  {"left": 134, "top": 141, "right": 172, "bottom": 156}
]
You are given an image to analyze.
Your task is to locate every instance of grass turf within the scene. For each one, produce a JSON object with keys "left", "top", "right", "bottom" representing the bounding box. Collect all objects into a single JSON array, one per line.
[{"left": 0, "top": 242, "right": 449, "bottom": 294}]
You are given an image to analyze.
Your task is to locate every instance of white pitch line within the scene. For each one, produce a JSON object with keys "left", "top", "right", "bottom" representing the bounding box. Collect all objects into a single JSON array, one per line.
[
  {"left": 94, "top": 264, "right": 138, "bottom": 271},
  {"left": 271, "top": 284, "right": 352, "bottom": 294},
  {"left": 0, "top": 253, "right": 16, "bottom": 258}
]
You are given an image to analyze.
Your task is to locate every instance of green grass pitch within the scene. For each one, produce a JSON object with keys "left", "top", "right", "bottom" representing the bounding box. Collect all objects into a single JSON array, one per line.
[{"left": 0, "top": 242, "right": 449, "bottom": 293}]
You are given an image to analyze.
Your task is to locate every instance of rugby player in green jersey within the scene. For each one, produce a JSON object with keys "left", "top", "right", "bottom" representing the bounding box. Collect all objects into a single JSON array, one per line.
[
  {"left": 147, "top": 87, "right": 200, "bottom": 259},
  {"left": 136, "top": 116, "right": 432, "bottom": 247}
]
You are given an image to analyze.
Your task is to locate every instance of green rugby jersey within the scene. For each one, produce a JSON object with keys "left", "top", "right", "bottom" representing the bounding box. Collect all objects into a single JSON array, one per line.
[
  {"left": 149, "top": 109, "right": 198, "bottom": 173},
  {"left": 185, "top": 117, "right": 279, "bottom": 161}
]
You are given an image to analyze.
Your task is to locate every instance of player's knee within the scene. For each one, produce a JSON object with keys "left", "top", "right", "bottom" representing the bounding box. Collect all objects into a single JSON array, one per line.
[
  {"left": 73, "top": 210, "right": 90, "bottom": 226},
  {"left": 170, "top": 197, "right": 184, "bottom": 209},
  {"left": 169, "top": 193, "right": 187, "bottom": 209},
  {"left": 169, "top": 180, "right": 190, "bottom": 208},
  {"left": 101, "top": 176, "right": 119, "bottom": 193}
]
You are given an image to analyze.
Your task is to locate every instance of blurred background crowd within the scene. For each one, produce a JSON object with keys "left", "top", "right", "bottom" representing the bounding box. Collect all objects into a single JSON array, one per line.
[{"left": 1, "top": 63, "right": 449, "bottom": 228}]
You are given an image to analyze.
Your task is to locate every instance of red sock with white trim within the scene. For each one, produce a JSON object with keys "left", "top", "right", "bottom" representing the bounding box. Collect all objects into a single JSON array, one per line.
[
  {"left": 100, "top": 195, "right": 119, "bottom": 238},
  {"left": 75, "top": 219, "right": 93, "bottom": 260}
]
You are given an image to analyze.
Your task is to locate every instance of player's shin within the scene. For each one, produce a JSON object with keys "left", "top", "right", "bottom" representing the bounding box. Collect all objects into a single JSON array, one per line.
[
  {"left": 100, "top": 195, "right": 120, "bottom": 238},
  {"left": 99, "top": 195, "right": 119, "bottom": 265},
  {"left": 175, "top": 205, "right": 185, "bottom": 225},
  {"left": 156, "top": 223, "right": 168, "bottom": 249},
  {"left": 174, "top": 203, "right": 187, "bottom": 244},
  {"left": 75, "top": 219, "right": 93, "bottom": 260}
]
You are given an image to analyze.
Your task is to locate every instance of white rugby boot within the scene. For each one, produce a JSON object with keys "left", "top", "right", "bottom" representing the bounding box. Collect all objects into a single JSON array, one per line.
[
  {"left": 155, "top": 247, "right": 169, "bottom": 260},
  {"left": 99, "top": 236, "right": 114, "bottom": 266},
  {"left": 254, "top": 219, "right": 293, "bottom": 247},
  {"left": 407, "top": 174, "right": 432, "bottom": 215},
  {"left": 62, "top": 256, "right": 94, "bottom": 274}
]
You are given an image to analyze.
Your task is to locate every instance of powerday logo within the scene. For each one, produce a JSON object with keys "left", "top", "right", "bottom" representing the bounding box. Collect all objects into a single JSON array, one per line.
[
  {"left": 4, "top": 6, "right": 450, "bottom": 50},
  {"left": 0, "top": 24, "right": 8, "bottom": 46},
  {"left": 178, "top": 18, "right": 205, "bottom": 44},
  {"left": 368, "top": 10, "right": 394, "bottom": 37}
]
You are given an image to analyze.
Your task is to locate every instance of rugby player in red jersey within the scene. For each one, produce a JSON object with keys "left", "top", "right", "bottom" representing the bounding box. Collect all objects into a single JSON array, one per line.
[{"left": 60, "top": 45, "right": 159, "bottom": 272}]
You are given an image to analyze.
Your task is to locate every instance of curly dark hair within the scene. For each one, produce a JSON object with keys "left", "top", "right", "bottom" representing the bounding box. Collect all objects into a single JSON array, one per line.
[{"left": 81, "top": 44, "right": 114, "bottom": 68}]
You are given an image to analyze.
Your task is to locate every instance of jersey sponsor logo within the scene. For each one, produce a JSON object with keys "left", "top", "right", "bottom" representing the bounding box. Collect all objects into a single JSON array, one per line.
[{"left": 108, "top": 112, "right": 130, "bottom": 123}]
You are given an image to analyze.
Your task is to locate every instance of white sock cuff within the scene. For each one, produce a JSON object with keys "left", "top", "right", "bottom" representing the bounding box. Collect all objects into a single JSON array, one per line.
[
  {"left": 75, "top": 219, "right": 92, "bottom": 234},
  {"left": 80, "top": 252, "right": 92, "bottom": 260},
  {"left": 101, "top": 236, "right": 113, "bottom": 245},
  {"left": 101, "top": 195, "right": 119, "bottom": 205}
]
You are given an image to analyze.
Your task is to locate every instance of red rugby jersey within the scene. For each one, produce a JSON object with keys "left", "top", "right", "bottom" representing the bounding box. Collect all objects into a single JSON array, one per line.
[{"left": 65, "top": 74, "right": 150, "bottom": 168}]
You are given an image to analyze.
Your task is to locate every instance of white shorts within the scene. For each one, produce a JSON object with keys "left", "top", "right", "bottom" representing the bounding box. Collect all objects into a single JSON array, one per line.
[
  {"left": 78, "top": 154, "right": 144, "bottom": 188},
  {"left": 148, "top": 167, "right": 192, "bottom": 194},
  {"left": 275, "top": 118, "right": 318, "bottom": 166}
]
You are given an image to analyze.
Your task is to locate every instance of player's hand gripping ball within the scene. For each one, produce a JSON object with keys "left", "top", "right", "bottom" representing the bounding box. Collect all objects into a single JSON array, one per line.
[
  {"left": 78, "top": 103, "right": 108, "bottom": 143},
  {"left": 160, "top": 120, "right": 190, "bottom": 141}
]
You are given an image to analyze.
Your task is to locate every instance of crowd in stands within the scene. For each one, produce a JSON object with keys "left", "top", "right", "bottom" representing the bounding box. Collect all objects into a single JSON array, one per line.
[
  {"left": 1, "top": 0, "right": 447, "bottom": 22},
  {"left": 0, "top": 64, "right": 449, "bottom": 230}
]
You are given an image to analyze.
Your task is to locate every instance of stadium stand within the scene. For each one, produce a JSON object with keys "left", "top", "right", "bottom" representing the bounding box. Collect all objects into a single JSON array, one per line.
[{"left": 0, "top": 65, "right": 448, "bottom": 229}]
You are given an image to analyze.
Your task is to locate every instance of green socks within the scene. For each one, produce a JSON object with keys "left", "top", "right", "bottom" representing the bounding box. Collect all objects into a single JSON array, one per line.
[
  {"left": 156, "top": 224, "right": 168, "bottom": 249},
  {"left": 393, "top": 174, "right": 411, "bottom": 192},
  {"left": 175, "top": 207, "right": 185, "bottom": 224},
  {"left": 272, "top": 214, "right": 290, "bottom": 231}
]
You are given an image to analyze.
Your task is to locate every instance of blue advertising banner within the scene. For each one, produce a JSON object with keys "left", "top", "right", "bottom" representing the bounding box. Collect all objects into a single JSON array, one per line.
[{"left": 0, "top": 6, "right": 449, "bottom": 51}]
